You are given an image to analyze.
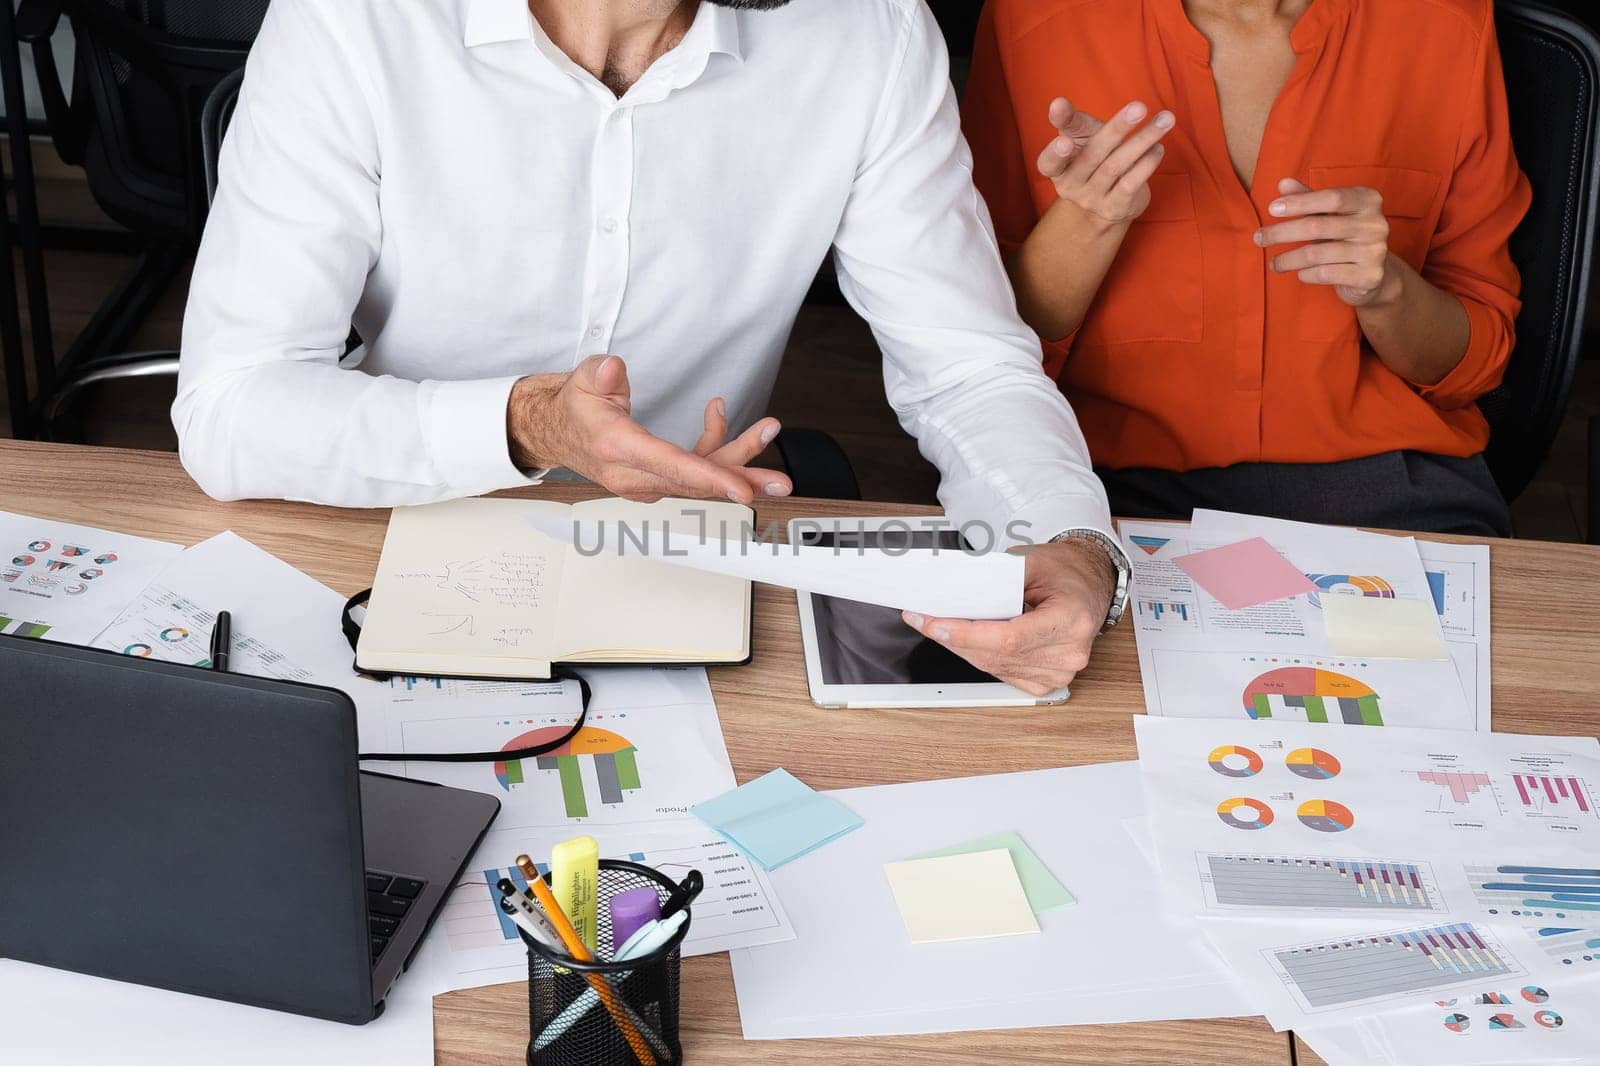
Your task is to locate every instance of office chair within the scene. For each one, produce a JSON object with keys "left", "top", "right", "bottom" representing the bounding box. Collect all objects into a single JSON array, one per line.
[
  {"left": 19, "top": 0, "right": 265, "bottom": 435},
  {"left": 1483, "top": 0, "right": 1599, "bottom": 537}
]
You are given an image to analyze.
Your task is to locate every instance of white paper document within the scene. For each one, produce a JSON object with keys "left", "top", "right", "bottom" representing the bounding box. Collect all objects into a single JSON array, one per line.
[
  {"left": 1120, "top": 517, "right": 1478, "bottom": 731},
  {"left": 525, "top": 509, "right": 1025, "bottom": 620},
  {"left": 0, "top": 958, "right": 436, "bottom": 1066},
  {"left": 1298, "top": 957, "right": 1593, "bottom": 1066},
  {"left": 1195, "top": 913, "right": 1565, "bottom": 1032},
  {"left": 729, "top": 761, "right": 1253, "bottom": 1040},
  {"left": 0, "top": 510, "right": 181, "bottom": 645},
  {"left": 1135, "top": 716, "right": 1600, "bottom": 925},
  {"left": 1193, "top": 510, "right": 1495, "bottom": 728}
]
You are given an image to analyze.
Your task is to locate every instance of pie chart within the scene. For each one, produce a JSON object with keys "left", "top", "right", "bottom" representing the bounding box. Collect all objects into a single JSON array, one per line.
[
  {"left": 1442, "top": 1013, "right": 1470, "bottom": 1034},
  {"left": 1297, "top": 799, "right": 1355, "bottom": 832},
  {"left": 1286, "top": 748, "right": 1341, "bottom": 780},
  {"left": 1488, "top": 1013, "right": 1524, "bottom": 1030},
  {"left": 1217, "top": 797, "right": 1273, "bottom": 830},
  {"left": 1535, "top": 1010, "right": 1563, "bottom": 1029},
  {"left": 1522, "top": 986, "right": 1550, "bottom": 1004},
  {"left": 1209, "top": 745, "right": 1264, "bottom": 778}
]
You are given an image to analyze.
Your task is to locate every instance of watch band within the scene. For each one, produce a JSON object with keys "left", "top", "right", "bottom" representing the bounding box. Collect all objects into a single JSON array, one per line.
[{"left": 1051, "top": 528, "right": 1131, "bottom": 631}]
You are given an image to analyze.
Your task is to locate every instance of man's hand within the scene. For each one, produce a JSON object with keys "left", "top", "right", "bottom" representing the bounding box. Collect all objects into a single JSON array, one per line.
[
  {"left": 1037, "top": 98, "right": 1175, "bottom": 230},
  {"left": 899, "top": 539, "right": 1117, "bottom": 697},
  {"left": 1255, "top": 178, "right": 1400, "bottom": 307},
  {"left": 507, "top": 354, "right": 793, "bottom": 503}
]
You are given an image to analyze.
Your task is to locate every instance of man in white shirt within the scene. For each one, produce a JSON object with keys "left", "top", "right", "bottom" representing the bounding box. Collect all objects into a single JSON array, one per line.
[{"left": 175, "top": 0, "right": 1131, "bottom": 694}]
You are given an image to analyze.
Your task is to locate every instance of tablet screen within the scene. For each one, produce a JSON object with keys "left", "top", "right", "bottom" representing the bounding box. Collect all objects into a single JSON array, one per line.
[{"left": 799, "top": 529, "right": 999, "bottom": 686}]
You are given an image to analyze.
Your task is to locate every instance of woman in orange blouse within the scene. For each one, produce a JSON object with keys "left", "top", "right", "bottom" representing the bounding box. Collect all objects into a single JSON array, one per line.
[{"left": 962, "top": 0, "right": 1531, "bottom": 535}]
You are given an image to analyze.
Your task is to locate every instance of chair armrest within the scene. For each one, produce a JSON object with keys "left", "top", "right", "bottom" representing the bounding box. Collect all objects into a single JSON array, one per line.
[
  {"left": 775, "top": 428, "right": 861, "bottom": 502},
  {"left": 16, "top": 0, "right": 86, "bottom": 165}
]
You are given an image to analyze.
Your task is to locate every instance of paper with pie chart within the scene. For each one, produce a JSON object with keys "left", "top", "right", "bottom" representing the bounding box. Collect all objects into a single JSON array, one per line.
[
  {"left": 1135, "top": 715, "right": 1600, "bottom": 924},
  {"left": 1119, "top": 516, "right": 1481, "bottom": 731},
  {"left": 389, "top": 665, "right": 738, "bottom": 831},
  {"left": 0, "top": 509, "right": 181, "bottom": 646}
]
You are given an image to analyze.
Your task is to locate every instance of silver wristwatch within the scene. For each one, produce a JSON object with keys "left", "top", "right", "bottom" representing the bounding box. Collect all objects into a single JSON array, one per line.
[{"left": 1050, "top": 528, "right": 1131, "bottom": 631}]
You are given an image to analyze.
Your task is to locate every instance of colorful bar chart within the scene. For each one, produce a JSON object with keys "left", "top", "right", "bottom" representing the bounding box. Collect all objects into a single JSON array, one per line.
[
  {"left": 1138, "top": 600, "right": 1191, "bottom": 622},
  {"left": 1275, "top": 922, "right": 1513, "bottom": 1009},
  {"left": 1242, "top": 667, "right": 1382, "bottom": 726},
  {"left": 390, "top": 675, "right": 444, "bottom": 692},
  {"left": 1512, "top": 774, "right": 1593, "bottom": 815},
  {"left": 0, "top": 615, "right": 51, "bottom": 639},
  {"left": 496, "top": 725, "right": 643, "bottom": 819},
  {"left": 1467, "top": 864, "right": 1600, "bottom": 917},
  {"left": 1416, "top": 770, "right": 1494, "bottom": 805},
  {"left": 1203, "top": 853, "right": 1439, "bottom": 912}
]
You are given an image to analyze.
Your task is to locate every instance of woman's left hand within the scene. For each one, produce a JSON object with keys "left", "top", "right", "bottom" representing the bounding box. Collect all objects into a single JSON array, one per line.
[{"left": 1255, "top": 177, "right": 1401, "bottom": 308}]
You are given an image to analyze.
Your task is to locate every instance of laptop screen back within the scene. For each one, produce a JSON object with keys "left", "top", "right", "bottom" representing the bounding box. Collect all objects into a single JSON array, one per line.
[{"left": 0, "top": 636, "right": 376, "bottom": 1023}]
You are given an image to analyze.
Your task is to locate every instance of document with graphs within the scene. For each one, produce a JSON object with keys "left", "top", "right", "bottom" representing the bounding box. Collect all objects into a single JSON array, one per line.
[
  {"left": 1118, "top": 515, "right": 1482, "bottom": 732},
  {"left": 1134, "top": 715, "right": 1600, "bottom": 928}
]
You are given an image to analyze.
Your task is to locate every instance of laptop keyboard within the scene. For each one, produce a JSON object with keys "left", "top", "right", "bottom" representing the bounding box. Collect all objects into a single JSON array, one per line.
[{"left": 366, "top": 870, "right": 427, "bottom": 961}]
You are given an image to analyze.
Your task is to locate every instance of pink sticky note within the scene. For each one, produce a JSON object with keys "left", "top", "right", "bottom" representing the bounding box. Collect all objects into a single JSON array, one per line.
[{"left": 1171, "top": 537, "right": 1317, "bottom": 610}]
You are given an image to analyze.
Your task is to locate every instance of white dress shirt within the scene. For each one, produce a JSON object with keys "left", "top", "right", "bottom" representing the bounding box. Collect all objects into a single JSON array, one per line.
[{"left": 175, "top": 0, "right": 1113, "bottom": 545}]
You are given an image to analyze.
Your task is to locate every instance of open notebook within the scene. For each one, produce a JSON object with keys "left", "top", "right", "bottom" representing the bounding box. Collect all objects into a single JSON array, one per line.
[{"left": 356, "top": 497, "right": 752, "bottom": 679}]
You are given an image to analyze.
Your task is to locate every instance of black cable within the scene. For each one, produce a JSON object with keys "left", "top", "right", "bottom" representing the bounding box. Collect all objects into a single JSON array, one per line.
[{"left": 357, "top": 668, "right": 591, "bottom": 763}]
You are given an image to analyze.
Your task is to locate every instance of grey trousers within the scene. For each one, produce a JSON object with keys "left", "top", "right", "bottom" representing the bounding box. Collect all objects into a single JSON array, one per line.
[{"left": 1097, "top": 450, "right": 1512, "bottom": 538}]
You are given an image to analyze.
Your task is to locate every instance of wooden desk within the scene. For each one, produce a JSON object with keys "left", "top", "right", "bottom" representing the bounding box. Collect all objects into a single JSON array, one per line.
[{"left": 7, "top": 440, "right": 1600, "bottom": 1065}]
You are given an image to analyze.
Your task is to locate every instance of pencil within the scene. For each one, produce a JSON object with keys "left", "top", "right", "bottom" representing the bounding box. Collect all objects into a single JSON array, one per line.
[{"left": 516, "top": 854, "right": 655, "bottom": 1066}]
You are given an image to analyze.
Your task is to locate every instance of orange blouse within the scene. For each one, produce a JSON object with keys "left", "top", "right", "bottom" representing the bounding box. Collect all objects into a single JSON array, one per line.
[{"left": 962, "top": 0, "right": 1531, "bottom": 472}]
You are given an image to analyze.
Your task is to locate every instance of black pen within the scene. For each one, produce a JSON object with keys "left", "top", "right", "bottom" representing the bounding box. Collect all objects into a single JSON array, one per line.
[{"left": 209, "top": 610, "right": 232, "bottom": 672}]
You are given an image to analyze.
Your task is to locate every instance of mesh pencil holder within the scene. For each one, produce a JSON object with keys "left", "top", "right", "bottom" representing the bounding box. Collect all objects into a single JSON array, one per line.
[{"left": 520, "top": 860, "right": 689, "bottom": 1066}]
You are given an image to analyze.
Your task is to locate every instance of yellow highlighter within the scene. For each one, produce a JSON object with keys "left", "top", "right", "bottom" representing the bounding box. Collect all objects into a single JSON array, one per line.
[{"left": 550, "top": 834, "right": 600, "bottom": 953}]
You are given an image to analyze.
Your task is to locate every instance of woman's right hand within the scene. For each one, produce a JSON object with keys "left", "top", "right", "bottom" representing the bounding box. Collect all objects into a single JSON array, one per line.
[{"left": 1037, "top": 98, "right": 1175, "bottom": 229}]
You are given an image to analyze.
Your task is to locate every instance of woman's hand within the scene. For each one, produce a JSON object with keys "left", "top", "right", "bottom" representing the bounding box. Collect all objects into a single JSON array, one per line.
[
  {"left": 1037, "top": 98, "right": 1175, "bottom": 230},
  {"left": 1255, "top": 177, "right": 1399, "bottom": 307}
]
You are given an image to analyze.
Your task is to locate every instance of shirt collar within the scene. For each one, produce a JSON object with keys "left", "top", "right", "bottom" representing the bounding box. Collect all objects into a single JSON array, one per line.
[
  {"left": 1152, "top": 0, "right": 1351, "bottom": 61},
  {"left": 464, "top": 0, "right": 744, "bottom": 66},
  {"left": 463, "top": 0, "right": 533, "bottom": 49}
]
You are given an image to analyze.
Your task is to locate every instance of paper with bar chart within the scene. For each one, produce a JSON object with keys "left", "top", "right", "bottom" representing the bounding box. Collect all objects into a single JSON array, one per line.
[
  {"left": 407, "top": 819, "right": 796, "bottom": 995},
  {"left": 1194, "top": 913, "right": 1554, "bottom": 1031},
  {"left": 389, "top": 666, "right": 737, "bottom": 831},
  {"left": 1135, "top": 716, "right": 1600, "bottom": 923},
  {"left": 1120, "top": 518, "right": 1476, "bottom": 732},
  {"left": 0, "top": 509, "right": 180, "bottom": 646}
]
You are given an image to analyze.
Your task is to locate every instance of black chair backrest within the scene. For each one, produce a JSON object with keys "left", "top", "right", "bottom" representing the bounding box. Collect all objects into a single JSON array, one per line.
[
  {"left": 1483, "top": 0, "right": 1600, "bottom": 501},
  {"left": 64, "top": 0, "right": 267, "bottom": 239},
  {"left": 201, "top": 64, "right": 243, "bottom": 206}
]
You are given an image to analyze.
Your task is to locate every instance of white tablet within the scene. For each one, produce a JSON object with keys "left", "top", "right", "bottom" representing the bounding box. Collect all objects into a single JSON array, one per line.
[{"left": 789, "top": 516, "right": 1069, "bottom": 709}]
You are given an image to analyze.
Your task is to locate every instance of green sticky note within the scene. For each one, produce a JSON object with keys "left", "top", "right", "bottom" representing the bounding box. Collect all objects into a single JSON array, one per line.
[{"left": 914, "top": 832, "right": 1075, "bottom": 914}]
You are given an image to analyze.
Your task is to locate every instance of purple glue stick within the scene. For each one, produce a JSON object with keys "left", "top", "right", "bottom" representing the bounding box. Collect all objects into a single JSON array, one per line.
[{"left": 609, "top": 886, "right": 662, "bottom": 955}]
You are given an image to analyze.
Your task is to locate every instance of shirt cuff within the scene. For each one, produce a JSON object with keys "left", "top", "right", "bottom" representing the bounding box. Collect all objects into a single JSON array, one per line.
[
  {"left": 1412, "top": 297, "right": 1502, "bottom": 411},
  {"left": 419, "top": 376, "right": 548, "bottom": 496}
]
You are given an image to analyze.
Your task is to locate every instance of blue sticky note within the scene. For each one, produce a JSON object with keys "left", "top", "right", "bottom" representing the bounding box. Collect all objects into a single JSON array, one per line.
[{"left": 690, "top": 768, "right": 862, "bottom": 870}]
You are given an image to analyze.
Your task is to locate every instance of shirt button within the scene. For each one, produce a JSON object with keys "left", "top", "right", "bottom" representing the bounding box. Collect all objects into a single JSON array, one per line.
[
  {"left": 588, "top": 326, "right": 602, "bottom": 339},
  {"left": 602, "top": 218, "right": 619, "bottom": 234}
]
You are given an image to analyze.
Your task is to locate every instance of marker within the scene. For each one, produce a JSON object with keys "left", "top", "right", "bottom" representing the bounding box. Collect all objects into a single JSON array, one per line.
[
  {"left": 551, "top": 835, "right": 599, "bottom": 953},
  {"left": 533, "top": 911, "right": 689, "bottom": 1053},
  {"left": 209, "top": 610, "right": 231, "bottom": 672},
  {"left": 660, "top": 869, "right": 704, "bottom": 920},
  {"left": 515, "top": 854, "right": 656, "bottom": 1066},
  {"left": 609, "top": 886, "right": 662, "bottom": 951}
]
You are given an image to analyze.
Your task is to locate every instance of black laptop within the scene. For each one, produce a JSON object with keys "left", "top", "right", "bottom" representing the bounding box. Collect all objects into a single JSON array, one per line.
[{"left": 0, "top": 634, "right": 499, "bottom": 1024}]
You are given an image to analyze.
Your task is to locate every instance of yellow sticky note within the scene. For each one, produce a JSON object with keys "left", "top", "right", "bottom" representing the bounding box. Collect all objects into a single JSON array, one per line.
[
  {"left": 1323, "top": 595, "right": 1448, "bottom": 660},
  {"left": 883, "top": 848, "right": 1040, "bottom": 944}
]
